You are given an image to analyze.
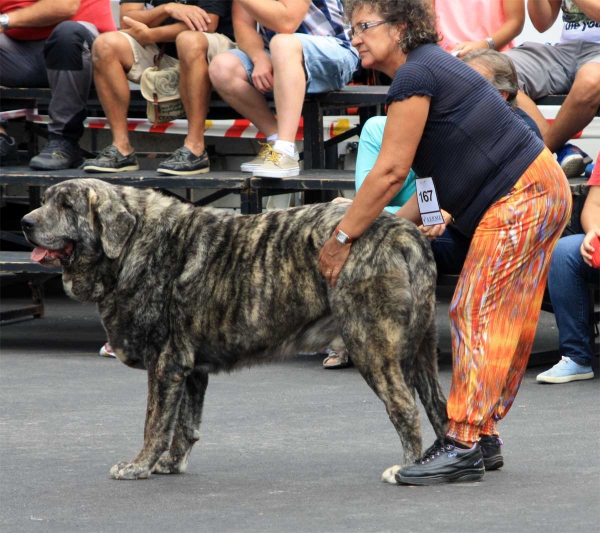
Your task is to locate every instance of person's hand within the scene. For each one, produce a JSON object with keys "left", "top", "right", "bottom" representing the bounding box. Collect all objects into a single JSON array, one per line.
[
  {"left": 165, "top": 2, "right": 211, "bottom": 32},
  {"left": 121, "top": 17, "right": 153, "bottom": 47},
  {"left": 418, "top": 210, "right": 452, "bottom": 241},
  {"left": 580, "top": 227, "right": 600, "bottom": 268},
  {"left": 318, "top": 236, "right": 352, "bottom": 288},
  {"left": 251, "top": 54, "right": 274, "bottom": 93},
  {"left": 452, "top": 40, "right": 489, "bottom": 58},
  {"left": 331, "top": 197, "right": 353, "bottom": 205}
]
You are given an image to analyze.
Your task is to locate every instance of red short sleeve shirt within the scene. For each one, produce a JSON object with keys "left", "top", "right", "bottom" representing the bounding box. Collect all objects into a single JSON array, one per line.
[
  {"left": 2, "top": 0, "right": 116, "bottom": 40},
  {"left": 588, "top": 154, "right": 600, "bottom": 186}
]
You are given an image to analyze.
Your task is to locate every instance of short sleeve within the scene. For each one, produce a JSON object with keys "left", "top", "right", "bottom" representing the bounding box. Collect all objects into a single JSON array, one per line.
[
  {"left": 197, "top": 0, "right": 231, "bottom": 17},
  {"left": 588, "top": 158, "right": 600, "bottom": 186},
  {"left": 386, "top": 63, "right": 437, "bottom": 106}
]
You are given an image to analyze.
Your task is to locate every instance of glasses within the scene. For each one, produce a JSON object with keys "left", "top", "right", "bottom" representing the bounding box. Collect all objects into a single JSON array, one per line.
[{"left": 349, "top": 20, "right": 388, "bottom": 39}]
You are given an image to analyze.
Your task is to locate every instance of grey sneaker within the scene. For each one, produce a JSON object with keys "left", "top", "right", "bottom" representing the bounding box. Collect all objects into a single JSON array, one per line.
[
  {"left": 83, "top": 145, "right": 139, "bottom": 173},
  {"left": 29, "top": 138, "right": 83, "bottom": 170},
  {"left": 0, "top": 134, "right": 18, "bottom": 166},
  {"left": 240, "top": 141, "right": 275, "bottom": 172},
  {"left": 157, "top": 147, "right": 209, "bottom": 175},
  {"left": 252, "top": 146, "right": 300, "bottom": 178}
]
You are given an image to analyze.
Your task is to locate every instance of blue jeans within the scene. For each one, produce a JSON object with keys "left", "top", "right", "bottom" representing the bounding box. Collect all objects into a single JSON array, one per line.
[
  {"left": 228, "top": 34, "right": 358, "bottom": 94},
  {"left": 548, "top": 234, "right": 600, "bottom": 365}
]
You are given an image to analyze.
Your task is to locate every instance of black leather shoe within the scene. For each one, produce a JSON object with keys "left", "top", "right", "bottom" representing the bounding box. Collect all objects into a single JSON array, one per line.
[
  {"left": 83, "top": 145, "right": 139, "bottom": 173},
  {"left": 396, "top": 438, "right": 485, "bottom": 486},
  {"left": 0, "top": 133, "right": 18, "bottom": 166},
  {"left": 479, "top": 435, "right": 504, "bottom": 471},
  {"left": 157, "top": 147, "right": 209, "bottom": 175}
]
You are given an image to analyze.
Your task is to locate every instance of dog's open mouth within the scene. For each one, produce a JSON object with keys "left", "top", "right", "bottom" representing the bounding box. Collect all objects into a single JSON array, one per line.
[{"left": 30, "top": 242, "right": 75, "bottom": 267}]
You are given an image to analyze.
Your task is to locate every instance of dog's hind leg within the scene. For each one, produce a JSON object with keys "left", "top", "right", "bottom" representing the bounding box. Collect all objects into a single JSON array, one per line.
[
  {"left": 348, "top": 345, "right": 423, "bottom": 483},
  {"left": 413, "top": 324, "right": 448, "bottom": 441},
  {"left": 153, "top": 369, "right": 209, "bottom": 475},
  {"left": 110, "top": 354, "right": 191, "bottom": 480}
]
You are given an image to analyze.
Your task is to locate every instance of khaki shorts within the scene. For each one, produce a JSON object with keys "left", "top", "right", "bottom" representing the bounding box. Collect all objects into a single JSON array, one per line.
[{"left": 120, "top": 31, "right": 237, "bottom": 84}]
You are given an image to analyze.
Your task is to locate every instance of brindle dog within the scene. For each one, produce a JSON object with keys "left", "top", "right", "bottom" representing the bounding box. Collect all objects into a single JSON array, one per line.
[{"left": 21, "top": 178, "right": 447, "bottom": 483}]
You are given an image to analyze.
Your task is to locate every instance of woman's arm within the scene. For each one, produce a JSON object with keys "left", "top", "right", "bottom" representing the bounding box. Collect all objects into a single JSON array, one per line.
[
  {"left": 335, "top": 96, "right": 430, "bottom": 240},
  {"left": 527, "top": 0, "right": 562, "bottom": 33},
  {"left": 453, "top": 0, "right": 525, "bottom": 57},
  {"left": 318, "top": 95, "right": 430, "bottom": 287}
]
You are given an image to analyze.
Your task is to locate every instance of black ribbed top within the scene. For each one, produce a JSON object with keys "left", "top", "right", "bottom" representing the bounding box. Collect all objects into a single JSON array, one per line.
[{"left": 386, "top": 44, "right": 545, "bottom": 236}]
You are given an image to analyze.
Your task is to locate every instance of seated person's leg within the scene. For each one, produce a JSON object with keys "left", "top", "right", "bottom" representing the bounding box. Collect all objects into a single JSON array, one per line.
[
  {"left": 209, "top": 49, "right": 279, "bottom": 173},
  {"left": 30, "top": 21, "right": 98, "bottom": 170},
  {"left": 537, "top": 234, "right": 597, "bottom": 383},
  {"left": 158, "top": 31, "right": 235, "bottom": 176},
  {"left": 83, "top": 31, "right": 147, "bottom": 172}
]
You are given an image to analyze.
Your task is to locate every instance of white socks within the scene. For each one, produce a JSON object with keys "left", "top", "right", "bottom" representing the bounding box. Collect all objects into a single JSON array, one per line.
[{"left": 273, "top": 140, "right": 298, "bottom": 159}]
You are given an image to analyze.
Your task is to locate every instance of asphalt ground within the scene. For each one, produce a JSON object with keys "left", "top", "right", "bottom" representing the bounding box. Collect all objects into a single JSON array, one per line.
[{"left": 1, "top": 292, "right": 599, "bottom": 533}]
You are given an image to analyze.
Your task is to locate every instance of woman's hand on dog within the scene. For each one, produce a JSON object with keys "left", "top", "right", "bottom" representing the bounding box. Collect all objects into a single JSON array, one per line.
[{"left": 319, "top": 236, "right": 352, "bottom": 288}]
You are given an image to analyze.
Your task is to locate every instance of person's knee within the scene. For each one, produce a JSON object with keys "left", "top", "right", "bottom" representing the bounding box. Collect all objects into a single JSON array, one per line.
[
  {"left": 209, "top": 53, "right": 241, "bottom": 88},
  {"left": 571, "top": 64, "right": 600, "bottom": 105},
  {"left": 269, "top": 34, "right": 303, "bottom": 66},
  {"left": 91, "top": 32, "right": 127, "bottom": 66},
  {"left": 44, "top": 21, "right": 93, "bottom": 71},
  {"left": 176, "top": 31, "right": 208, "bottom": 62}
]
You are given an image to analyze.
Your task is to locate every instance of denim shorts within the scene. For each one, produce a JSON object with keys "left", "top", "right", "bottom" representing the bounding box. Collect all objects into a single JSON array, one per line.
[{"left": 227, "top": 34, "right": 359, "bottom": 93}]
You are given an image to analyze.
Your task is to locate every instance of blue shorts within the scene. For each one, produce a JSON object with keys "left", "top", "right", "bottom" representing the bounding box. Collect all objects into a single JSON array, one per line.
[{"left": 227, "top": 34, "right": 359, "bottom": 94}]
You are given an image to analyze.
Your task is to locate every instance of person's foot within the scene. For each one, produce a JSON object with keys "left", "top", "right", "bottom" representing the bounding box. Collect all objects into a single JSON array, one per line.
[
  {"left": 29, "top": 138, "right": 83, "bottom": 170},
  {"left": 536, "top": 356, "right": 594, "bottom": 384},
  {"left": 0, "top": 133, "right": 18, "bottom": 166},
  {"left": 83, "top": 145, "right": 139, "bottom": 173},
  {"left": 395, "top": 438, "right": 485, "bottom": 486},
  {"left": 240, "top": 141, "right": 274, "bottom": 172},
  {"left": 585, "top": 162, "right": 595, "bottom": 178},
  {"left": 556, "top": 144, "right": 593, "bottom": 178},
  {"left": 253, "top": 146, "right": 300, "bottom": 178},
  {"left": 99, "top": 343, "right": 116, "bottom": 358},
  {"left": 157, "top": 147, "right": 209, "bottom": 175},
  {"left": 479, "top": 435, "right": 504, "bottom": 471},
  {"left": 322, "top": 350, "right": 353, "bottom": 369}
]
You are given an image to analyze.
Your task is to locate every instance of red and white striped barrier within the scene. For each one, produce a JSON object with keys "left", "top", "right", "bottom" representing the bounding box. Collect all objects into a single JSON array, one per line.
[{"left": 0, "top": 108, "right": 361, "bottom": 141}]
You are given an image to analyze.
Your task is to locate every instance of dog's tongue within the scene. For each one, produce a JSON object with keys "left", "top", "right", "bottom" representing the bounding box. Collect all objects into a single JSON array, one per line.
[{"left": 31, "top": 247, "right": 50, "bottom": 262}]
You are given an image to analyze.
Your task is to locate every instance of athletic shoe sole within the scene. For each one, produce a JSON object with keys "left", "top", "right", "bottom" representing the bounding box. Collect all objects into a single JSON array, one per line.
[
  {"left": 253, "top": 167, "right": 300, "bottom": 178},
  {"left": 560, "top": 156, "right": 586, "bottom": 178},
  {"left": 241, "top": 163, "right": 262, "bottom": 172},
  {"left": 157, "top": 166, "right": 210, "bottom": 176},
  {"left": 536, "top": 371, "right": 594, "bottom": 383},
  {"left": 30, "top": 158, "right": 84, "bottom": 171},
  {"left": 483, "top": 455, "right": 504, "bottom": 471},
  {"left": 397, "top": 467, "right": 485, "bottom": 485},
  {"left": 83, "top": 164, "right": 140, "bottom": 173}
]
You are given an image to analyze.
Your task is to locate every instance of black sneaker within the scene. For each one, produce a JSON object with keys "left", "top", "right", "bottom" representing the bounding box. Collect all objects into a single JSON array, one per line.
[
  {"left": 395, "top": 438, "right": 485, "bottom": 486},
  {"left": 157, "top": 147, "right": 210, "bottom": 175},
  {"left": 0, "top": 133, "right": 18, "bottom": 166},
  {"left": 479, "top": 435, "right": 504, "bottom": 471},
  {"left": 83, "top": 145, "right": 139, "bottom": 173},
  {"left": 29, "top": 138, "right": 83, "bottom": 170}
]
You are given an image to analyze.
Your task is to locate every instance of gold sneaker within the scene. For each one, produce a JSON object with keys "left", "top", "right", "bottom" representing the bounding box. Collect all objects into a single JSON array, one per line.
[
  {"left": 240, "top": 141, "right": 275, "bottom": 172},
  {"left": 252, "top": 146, "right": 300, "bottom": 178}
]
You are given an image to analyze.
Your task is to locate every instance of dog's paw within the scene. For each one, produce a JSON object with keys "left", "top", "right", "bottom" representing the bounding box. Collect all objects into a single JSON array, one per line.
[
  {"left": 381, "top": 465, "right": 402, "bottom": 484},
  {"left": 110, "top": 461, "right": 150, "bottom": 480},
  {"left": 152, "top": 457, "right": 187, "bottom": 475}
]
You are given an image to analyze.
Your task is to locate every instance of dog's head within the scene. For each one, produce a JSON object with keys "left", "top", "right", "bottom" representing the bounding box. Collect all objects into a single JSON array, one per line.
[{"left": 21, "top": 179, "right": 136, "bottom": 300}]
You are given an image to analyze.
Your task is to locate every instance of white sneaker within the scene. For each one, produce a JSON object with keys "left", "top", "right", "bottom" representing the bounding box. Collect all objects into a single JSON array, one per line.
[
  {"left": 240, "top": 141, "right": 275, "bottom": 172},
  {"left": 252, "top": 147, "right": 300, "bottom": 178}
]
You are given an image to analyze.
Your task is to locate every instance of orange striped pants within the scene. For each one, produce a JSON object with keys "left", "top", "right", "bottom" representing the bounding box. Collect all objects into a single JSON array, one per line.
[{"left": 446, "top": 148, "right": 572, "bottom": 442}]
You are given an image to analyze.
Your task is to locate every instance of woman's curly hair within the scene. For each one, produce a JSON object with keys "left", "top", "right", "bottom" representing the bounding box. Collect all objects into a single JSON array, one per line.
[{"left": 343, "top": 0, "right": 440, "bottom": 53}]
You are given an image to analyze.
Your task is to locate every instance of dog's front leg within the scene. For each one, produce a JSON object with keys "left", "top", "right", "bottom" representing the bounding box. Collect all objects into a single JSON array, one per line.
[
  {"left": 153, "top": 369, "right": 209, "bottom": 475},
  {"left": 110, "top": 360, "right": 189, "bottom": 480}
]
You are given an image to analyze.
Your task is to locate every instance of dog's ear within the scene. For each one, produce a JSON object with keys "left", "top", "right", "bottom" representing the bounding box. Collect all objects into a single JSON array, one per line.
[{"left": 92, "top": 190, "right": 136, "bottom": 259}]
